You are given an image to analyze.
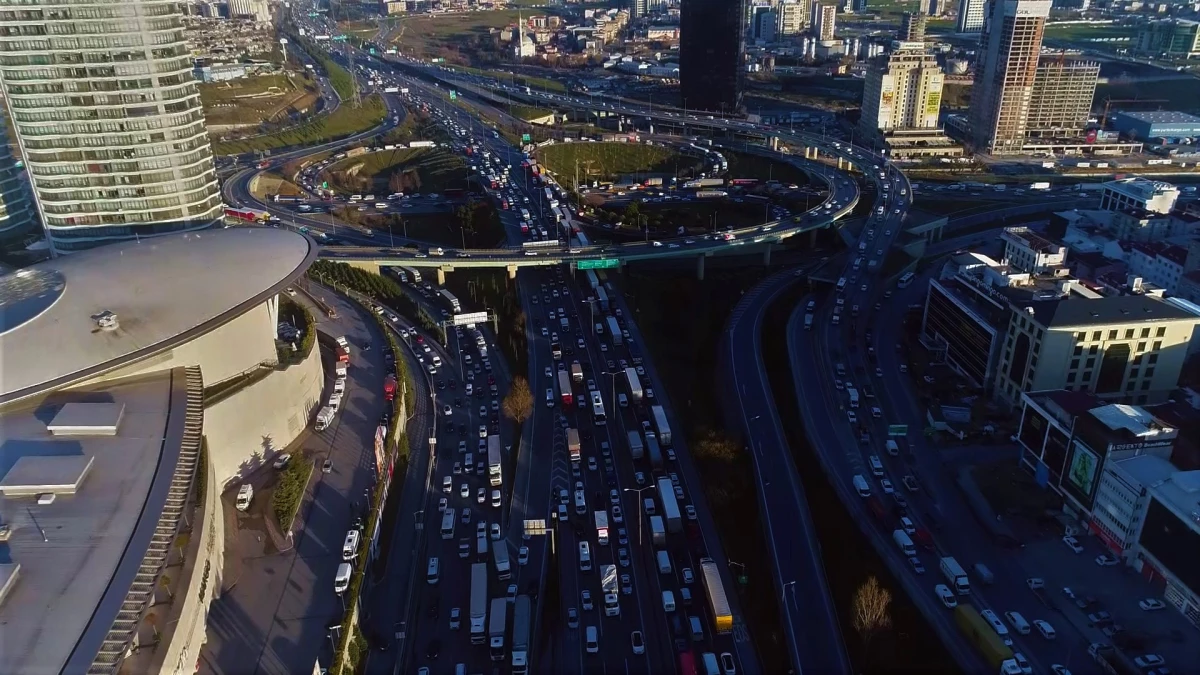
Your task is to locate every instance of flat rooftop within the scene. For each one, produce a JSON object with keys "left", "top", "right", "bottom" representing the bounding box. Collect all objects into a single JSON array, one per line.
[
  {"left": 1113, "top": 110, "right": 1200, "bottom": 125},
  {"left": 0, "top": 227, "right": 314, "bottom": 405},
  {"left": 0, "top": 373, "right": 178, "bottom": 674}
]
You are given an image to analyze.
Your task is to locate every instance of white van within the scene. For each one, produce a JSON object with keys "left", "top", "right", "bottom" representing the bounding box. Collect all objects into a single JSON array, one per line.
[
  {"left": 892, "top": 530, "right": 916, "bottom": 556},
  {"left": 579, "top": 541, "right": 592, "bottom": 571},
  {"left": 853, "top": 474, "right": 871, "bottom": 498},
  {"left": 427, "top": 556, "right": 440, "bottom": 585},
  {"left": 1004, "top": 611, "right": 1031, "bottom": 636},
  {"left": 236, "top": 484, "right": 254, "bottom": 511},
  {"left": 701, "top": 652, "right": 720, "bottom": 675},
  {"left": 662, "top": 590, "right": 676, "bottom": 612},
  {"left": 443, "top": 476, "right": 453, "bottom": 493},
  {"left": 342, "top": 529, "right": 361, "bottom": 560},
  {"left": 869, "top": 455, "right": 884, "bottom": 477},
  {"left": 334, "top": 562, "right": 352, "bottom": 594},
  {"left": 585, "top": 626, "right": 599, "bottom": 653},
  {"left": 334, "top": 365, "right": 348, "bottom": 379},
  {"left": 656, "top": 550, "right": 672, "bottom": 574},
  {"left": 333, "top": 379, "right": 346, "bottom": 395}
]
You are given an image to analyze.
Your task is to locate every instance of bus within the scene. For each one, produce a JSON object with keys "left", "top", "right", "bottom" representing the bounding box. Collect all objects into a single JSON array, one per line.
[
  {"left": 441, "top": 508, "right": 457, "bottom": 540},
  {"left": 590, "top": 391, "right": 606, "bottom": 426},
  {"left": 898, "top": 272, "right": 915, "bottom": 288}
]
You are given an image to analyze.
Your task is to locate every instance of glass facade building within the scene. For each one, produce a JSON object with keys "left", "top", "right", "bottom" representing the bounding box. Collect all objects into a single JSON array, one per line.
[
  {"left": 0, "top": 0, "right": 222, "bottom": 253},
  {"left": 680, "top": 0, "right": 746, "bottom": 114}
]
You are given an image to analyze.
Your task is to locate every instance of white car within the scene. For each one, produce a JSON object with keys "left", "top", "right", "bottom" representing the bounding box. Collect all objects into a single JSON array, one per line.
[
  {"left": 1062, "top": 535, "right": 1084, "bottom": 553},
  {"left": 1139, "top": 598, "right": 1166, "bottom": 611},
  {"left": 935, "top": 584, "right": 957, "bottom": 608},
  {"left": 1094, "top": 554, "right": 1118, "bottom": 566},
  {"left": 1033, "top": 619, "right": 1055, "bottom": 640},
  {"left": 880, "top": 478, "right": 894, "bottom": 495},
  {"left": 631, "top": 630, "right": 645, "bottom": 655},
  {"left": 490, "top": 523, "right": 501, "bottom": 540},
  {"left": 518, "top": 546, "right": 529, "bottom": 565}
]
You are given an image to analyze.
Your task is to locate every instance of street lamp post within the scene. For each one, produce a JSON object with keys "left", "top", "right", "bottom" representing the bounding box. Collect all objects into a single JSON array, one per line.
[{"left": 624, "top": 485, "right": 656, "bottom": 546}]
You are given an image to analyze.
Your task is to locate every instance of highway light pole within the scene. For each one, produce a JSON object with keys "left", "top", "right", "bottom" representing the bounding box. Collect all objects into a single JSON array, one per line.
[{"left": 624, "top": 485, "right": 656, "bottom": 547}]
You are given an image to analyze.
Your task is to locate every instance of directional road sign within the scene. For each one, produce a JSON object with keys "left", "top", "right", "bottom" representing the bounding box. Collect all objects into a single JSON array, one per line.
[
  {"left": 452, "top": 311, "right": 488, "bottom": 327},
  {"left": 887, "top": 425, "right": 908, "bottom": 437},
  {"left": 578, "top": 259, "right": 619, "bottom": 270}
]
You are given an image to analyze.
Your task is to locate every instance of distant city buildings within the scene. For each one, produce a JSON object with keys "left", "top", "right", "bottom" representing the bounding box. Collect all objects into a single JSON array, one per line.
[
  {"left": 1135, "top": 19, "right": 1200, "bottom": 59},
  {"left": 957, "top": 0, "right": 987, "bottom": 33},
  {"left": 860, "top": 42, "right": 944, "bottom": 134},
  {"left": 680, "top": 0, "right": 747, "bottom": 112},
  {"left": 228, "top": 0, "right": 270, "bottom": 22},
  {"left": 812, "top": 2, "right": 836, "bottom": 41},
  {"left": 900, "top": 11, "right": 927, "bottom": 42},
  {"left": 926, "top": 0, "right": 947, "bottom": 16},
  {"left": 0, "top": 0, "right": 222, "bottom": 252},
  {"left": 778, "top": 0, "right": 807, "bottom": 36}
]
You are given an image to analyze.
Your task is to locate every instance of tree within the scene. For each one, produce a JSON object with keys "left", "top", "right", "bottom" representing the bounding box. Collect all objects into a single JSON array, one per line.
[
  {"left": 693, "top": 429, "right": 740, "bottom": 464},
  {"left": 852, "top": 576, "right": 893, "bottom": 648},
  {"left": 502, "top": 376, "right": 534, "bottom": 425}
]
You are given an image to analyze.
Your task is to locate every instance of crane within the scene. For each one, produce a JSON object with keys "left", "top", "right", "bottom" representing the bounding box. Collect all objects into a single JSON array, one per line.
[{"left": 1099, "top": 97, "right": 1167, "bottom": 129}]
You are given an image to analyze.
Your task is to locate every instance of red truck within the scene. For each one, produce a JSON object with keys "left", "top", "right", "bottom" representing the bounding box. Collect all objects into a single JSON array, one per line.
[
  {"left": 335, "top": 345, "right": 350, "bottom": 364},
  {"left": 383, "top": 375, "right": 397, "bottom": 401}
]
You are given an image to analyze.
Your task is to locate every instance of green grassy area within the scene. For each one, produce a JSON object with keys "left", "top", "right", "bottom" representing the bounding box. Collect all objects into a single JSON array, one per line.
[
  {"left": 452, "top": 64, "right": 569, "bottom": 93},
  {"left": 321, "top": 147, "right": 468, "bottom": 195},
  {"left": 508, "top": 104, "right": 554, "bottom": 121},
  {"left": 1044, "top": 22, "right": 1137, "bottom": 42},
  {"left": 391, "top": 9, "right": 526, "bottom": 63},
  {"left": 271, "top": 451, "right": 313, "bottom": 531},
  {"left": 536, "top": 142, "right": 681, "bottom": 189},
  {"left": 315, "top": 52, "right": 356, "bottom": 102},
  {"left": 213, "top": 94, "right": 386, "bottom": 155},
  {"left": 596, "top": 200, "right": 771, "bottom": 235},
  {"left": 200, "top": 72, "right": 319, "bottom": 127}
]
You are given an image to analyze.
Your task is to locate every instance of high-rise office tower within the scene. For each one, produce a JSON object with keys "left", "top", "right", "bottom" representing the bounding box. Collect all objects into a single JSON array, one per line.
[
  {"left": 778, "top": 0, "right": 806, "bottom": 35},
  {"left": 900, "top": 12, "right": 928, "bottom": 42},
  {"left": 681, "top": 0, "right": 747, "bottom": 112},
  {"left": 812, "top": 2, "right": 836, "bottom": 40},
  {"left": 1027, "top": 57, "right": 1100, "bottom": 138},
  {"left": 0, "top": 0, "right": 222, "bottom": 253},
  {"left": 852, "top": 0, "right": 869, "bottom": 12},
  {"left": 957, "top": 0, "right": 987, "bottom": 33},
  {"left": 926, "top": 0, "right": 945, "bottom": 16},
  {"left": 0, "top": 124, "right": 35, "bottom": 242},
  {"left": 631, "top": 0, "right": 648, "bottom": 19},
  {"left": 756, "top": 9, "right": 779, "bottom": 41},
  {"left": 860, "top": 42, "right": 945, "bottom": 136},
  {"left": 969, "top": 0, "right": 1052, "bottom": 154}
]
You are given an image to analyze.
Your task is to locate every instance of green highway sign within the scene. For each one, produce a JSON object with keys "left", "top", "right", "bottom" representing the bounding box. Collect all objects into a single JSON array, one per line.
[
  {"left": 322, "top": 181, "right": 328, "bottom": 189},
  {"left": 449, "top": 90, "right": 457, "bottom": 100},
  {"left": 887, "top": 425, "right": 908, "bottom": 437},
  {"left": 521, "top": 133, "right": 532, "bottom": 143},
  {"left": 578, "top": 259, "right": 619, "bottom": 270}
]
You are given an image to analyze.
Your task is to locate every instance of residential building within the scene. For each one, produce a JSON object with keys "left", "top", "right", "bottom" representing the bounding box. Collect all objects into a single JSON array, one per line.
[
  {"left": 228, "top": 0, "right": 270, "bottom": 22},
  {"left": 1002, "top": 226, "right": 1069, "bottom": 274},
  {"left": 1135, "top": 19, "right": 1200, "bottom": 58},
  {"left": 631, "top": 0, "right": 648, "bottom": 19},
  {"left": 927, "top": 0, "right": 946, "bottom": 16},
  {"left": 1101, "top": 177, "right": 1180, "bottom": 216},
  {"left": 969, "top": 0, "right": 1052, "bottom": 154},
  {"left": 859, "top": 42, "right": 944, "bottom": 135},
  {"left": 754, "top": 8, "right": 779, "bottom": 41},
  {"left": 0, "top": 0, "right": 223, "bottom": 253},
  {"left": 1026, "top": 57, "right": 1100, "bottom": 138},
  {"left": 680, "top": 0, "right": 747, "bottom": 112},
  {"left": 900, "top": 11, "right": 927, "bottom": 42},
  {"left": 812, "top": 2, "right": 836, "bottom": 41},
  {"left": 0, "top": 124, "right": 35, "bottom": 243},
  {"left": 957, "top": 0, "right": 987, "bottom": 32},
  {"left": 1126, "top": 243, "right": 1191, "bottom": 294},
  {"left": 922, "top": 262, "right": 1012, "bottom": 390},
  {"left": 778, "top": 0, "right": 806, "bottom": 36}
]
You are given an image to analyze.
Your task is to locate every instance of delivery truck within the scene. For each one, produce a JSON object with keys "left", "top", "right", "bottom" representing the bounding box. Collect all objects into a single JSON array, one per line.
[
  {"left": 470, "top": 563, "right": 488, "bottom": 643},
  {"left": 493, "top": 539, "right": 511, "bottom": 580},
  {"left": 511, "top": 595, "right": 532, "bottom": 674},
  {"left": 489, "top": 597, "right": 507, "bottom": 661},
  {"left": 606, "top": 316, "right": 621, "bottom": 345},
  {"left": 595, "top": 510, "right": 609, "bottom": 545},
  {"left": 649, "top": 515, "right": 666, "bottom": 547},
  {"left": 700, "top": 558, "right": 733, "bottom": 635},
  {"left": 657, "top": 477, "right": 682, "bottom": 533},
  {"left": 571, "top": 361, "right": 584, "bottom": 382},
  {"left": 940, "top": 556, "right": 971, "bottom": 595},
  {"left": 602, "top": 564, "right": 621, "bottom": 616},
  {"left": 315, "top": 406, "right": 336, "bottom": 431},
  {"left": 627, "top": 430, "right": 644, "bottom": 460},
  {"left": 558, "top": 370, "right": 573, "bottom": 405},
  {"left": 651, "top": 405, "right": 672, "bottom": 445},
  {"left": 488, "top": 435, "right": 503, "bottom": 487},
  {"left": 568, "top": 428, "right": 581, "bottom": 462},
  {"left": 625, "top": 367, "right": 643, "bottom": 403},
  {"left": 646, "top": 433, "right": 663, "bottom": 470}
]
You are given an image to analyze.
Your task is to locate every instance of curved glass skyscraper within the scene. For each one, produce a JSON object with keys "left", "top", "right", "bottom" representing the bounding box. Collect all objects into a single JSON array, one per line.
[{"left": 0, "top": 0, "right": 222, "bottom": 253}]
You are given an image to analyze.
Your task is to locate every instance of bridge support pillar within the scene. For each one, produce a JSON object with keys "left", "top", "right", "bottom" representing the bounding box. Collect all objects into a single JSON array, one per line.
[
  {"left": 436, "top": 267, "right": 450, "bottom": 285},
  {"left": 696, "top": 254, "right": 706, "bottom": 281},
  {"left": 763, "top": 243, "right": 773, "bottom": 267},
  {"left": 506, "top": 265, "right": 518, "bottom": 280},
  {"left": 810, "top": 229, "right": 819, "bottom": 247}
]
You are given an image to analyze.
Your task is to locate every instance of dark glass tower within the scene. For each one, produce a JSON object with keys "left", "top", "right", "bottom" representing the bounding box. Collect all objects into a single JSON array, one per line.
[{"left": 680, "top": 0, "right": 746, "bottom": 113}]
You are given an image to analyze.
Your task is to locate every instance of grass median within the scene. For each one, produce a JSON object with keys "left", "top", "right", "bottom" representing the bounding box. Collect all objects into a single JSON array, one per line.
[
  {"left": 271, "top": 450, "right": 313, "bottom": 532},
  {"left": 536, "top": 142, "right": 682, "bottom": 189}
]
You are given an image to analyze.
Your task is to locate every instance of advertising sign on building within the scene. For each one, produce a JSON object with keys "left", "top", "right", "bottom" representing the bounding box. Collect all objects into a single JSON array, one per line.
[{"left": 374, "top": 425, "right": 387, "bottom": 479}]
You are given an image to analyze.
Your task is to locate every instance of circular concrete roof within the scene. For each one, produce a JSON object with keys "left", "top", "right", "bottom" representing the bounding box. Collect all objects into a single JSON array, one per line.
[{"left": 0, "top": 227, "right": 316, "bottom": 404}]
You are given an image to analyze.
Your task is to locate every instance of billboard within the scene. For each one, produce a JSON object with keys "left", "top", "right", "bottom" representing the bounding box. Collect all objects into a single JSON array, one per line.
[
  {"left": 1061, "top": 440, "right": 1102, "bottom": 508},
  {"left": 452, "top": 311, "right": 489, "bottom": 327},
  {"left": 374, "top": 425, "right": 387, "bottom": 479}
]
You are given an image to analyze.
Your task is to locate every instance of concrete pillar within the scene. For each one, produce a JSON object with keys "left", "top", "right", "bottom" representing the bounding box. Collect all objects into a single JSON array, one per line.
[
  {"left": 696, "top": 254, "right": 706, "bottom": 281},
  {"left": 810, "top": 229, "right": 819, "bottom": 247},
  {"left": 763, "top": 243, "right": 773, "bottom": 267},
  {"left": 436, "top": 267, "right": 447, "bottom": 285},
  {"left": 507, "top": 265, "right": 518, "bottom": 280}
]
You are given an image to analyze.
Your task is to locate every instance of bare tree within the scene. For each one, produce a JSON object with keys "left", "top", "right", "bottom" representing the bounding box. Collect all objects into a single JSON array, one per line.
[
  {"left": 502, "top": 376, "right": 534, "bottom": 425},
  {"left": 852, "top": 576, "right": 892, "bottom": 647}
]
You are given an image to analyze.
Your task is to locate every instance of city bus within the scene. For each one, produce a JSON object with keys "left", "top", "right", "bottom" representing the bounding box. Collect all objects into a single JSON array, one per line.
[
  {"left": 441, "top": 508, "right": 456, "bottom": 540},
  {"left": 590, "top": 391, "right": 606, "bottom": 426},
  {"left": 898, "top": 272, "right": 915, "bottom": 288}
]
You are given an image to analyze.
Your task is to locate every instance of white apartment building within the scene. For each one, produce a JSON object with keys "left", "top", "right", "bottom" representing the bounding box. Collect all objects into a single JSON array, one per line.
[
  {"left": 1001, "top": 226, "right": 1068, "bottom": 274},
  {"left": 0, "top": 0, "right": 223, "bottom": 253},
  {"left": 778, "top": 0, "right": 806, "bottom": 36},
  {"left": 1125, "top": 243, "right": 1190, "bottom": 294},
  {"left": 957, "top": 0, "right": 987, "bottom": 32},
  {"left": 1100, "top": 177, "right": 1181, "bottom": 216}
]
